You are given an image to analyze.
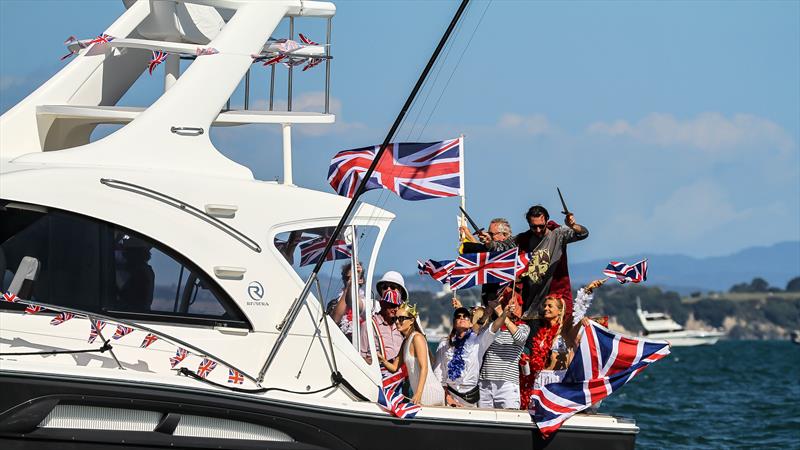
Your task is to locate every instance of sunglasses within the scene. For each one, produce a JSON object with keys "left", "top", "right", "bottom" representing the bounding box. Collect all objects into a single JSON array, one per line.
[
  {"left": 381, "top": 284, "right": 401, "bottom": 291},
  {"left": 396, "top": 316, "right": 414, "bottom": 323},
  {"left": 454, "top": 313, "right": 471, "bottom": 320}
]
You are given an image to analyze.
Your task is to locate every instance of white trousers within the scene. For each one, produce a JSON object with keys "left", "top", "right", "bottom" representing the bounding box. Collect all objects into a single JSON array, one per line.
[{"left": 478, "top": 380, "right": 520, "bottom": 409}]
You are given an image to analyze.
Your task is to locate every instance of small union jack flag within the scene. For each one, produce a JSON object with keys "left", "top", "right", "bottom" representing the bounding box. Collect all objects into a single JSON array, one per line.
[
  {"left": 449, "top": 248, "right": 518, "bottom": 290},
  {"left": 170, "top": 348, "right": 188, "bottom": 368},
  {"left": 87, "top": 33, "right": 114, "bottom": 45},
  {"left": 148, "top": 50, "right": 168, "bottom": 75},
  {"left": 298, "top": 33, "right": 319, "bottom": 46},
  {"left": 195, "top": 47, "right": 219, "bottom": 56},
  {"left": 378, "top": 363, "right": 420, "bottom": 419},
  {"left": 140, "top": 333, "right": 159, "bottom": 348},
  {"left": 228, "top": 368, "right": 244, "bottom": 385},
  {"left": 88, "top": 320, "right": 106, "bottom": 343},
  {"left": 328, "top": 139, "right": 463, "bottom": 201},
  {"left": 417, "top": 259, "right": 455, "bottom": 284},
  {"left": 197, "top": 358, "right": 217, "bottom": 379},
  {"left": 603, "top": 259, "right": 648, "bottom": 284},
  {"left": 2, "top": 292, "right": 17, "bottom": 303},
  {"left": 299, "top": 236, "right": 351, "bottom": 267},
  {"left": 112, "top": 325, "right": 134, "bottom": 340},
  {"left": 24, "top": 304, "right": 46, "bottom": 314},
  {"left": 50, "top": 312, "right": 75, "bottom": 325},
  {"left": 302, "top": 58, "right": 323, "bottom": 71}
]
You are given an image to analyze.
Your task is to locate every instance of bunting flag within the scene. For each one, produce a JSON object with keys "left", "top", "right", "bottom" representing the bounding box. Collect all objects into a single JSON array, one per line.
[
  {"left": 378, "top": 363, "right": 420, "bottom": 419},
  {"left": 50, "top": 312, "right": 75, "bottom": 325},
  {"left": 140, "top": 333, "right": 159, "bottom": 348},
  {"left": 170, "top": 348, "right": 188, "bottom": 368},
  {"left": 195, "top": 47, "right": 219, "bottom": 56},
  {"left": 87, "top": 320, "right": 106, "bottom": 343},
  {"left": 298, "top": 33, "right": 318, "bottom": 45},
  {"left": 112, "top": 325, "right": 134, "bottom": 340},
  {"left": 148, "top": 50, "right": 168, "bottom": 75},
  {"left": 228, "top": 368, "right": 244, "bottom": 385},
  {"left": 197, "top": 358, "right": 217, "bottom": 378},
  {"left": 529, "top": 320, "right": 670, "bottom": 437},
  {"left": 417, "top": 259, "right": 455, "bottom": 284},
  {"left": 2, "top": 292, "right": 17, "bottom": 303},
  {"left": 449, "top": 248, "right": 518, "bottom": 290},
  {"left": 603, "top": 259, "right": 648, "bottom": 284},
  {"left": 328, "top": 139, "right": 462, "bottom": 201},
  {"left": 24, "top": 304, "right": 46, "bottom": 314},
  {"left": 61, "top": 33, "right": 115, "bottom": 60}
]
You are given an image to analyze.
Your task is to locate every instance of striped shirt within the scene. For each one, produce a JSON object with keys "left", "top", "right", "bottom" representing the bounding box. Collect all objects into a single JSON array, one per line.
[{"left": 479, "top": 324, "right": 530, "bottom": 382}]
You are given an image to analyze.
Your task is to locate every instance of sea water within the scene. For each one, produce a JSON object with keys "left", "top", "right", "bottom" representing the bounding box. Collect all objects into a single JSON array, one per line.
[
  {"left": 427, "top": 340, "right": 800, "bottom": 448},
  {"left": 602, "top": 340, "right": 800, "bottom": 449}
]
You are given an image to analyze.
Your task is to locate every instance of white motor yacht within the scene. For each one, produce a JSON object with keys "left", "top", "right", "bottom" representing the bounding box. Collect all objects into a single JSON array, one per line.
[
  {"left": 636, "top": 298, "right": 724, "bottom": 346},
  {"left": 0, "top": 1, "right": 640, "bottom": 448}
]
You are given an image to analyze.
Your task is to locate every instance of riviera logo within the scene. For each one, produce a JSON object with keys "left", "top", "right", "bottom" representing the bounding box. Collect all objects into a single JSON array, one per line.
[{"left": 248, "top": 281, "right": 264, "bottom": 301}]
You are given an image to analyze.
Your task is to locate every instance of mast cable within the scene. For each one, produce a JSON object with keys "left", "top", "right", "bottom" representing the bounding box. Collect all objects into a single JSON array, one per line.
[{"left": 257, "top": 0, "right": 473, "bottom": 385}]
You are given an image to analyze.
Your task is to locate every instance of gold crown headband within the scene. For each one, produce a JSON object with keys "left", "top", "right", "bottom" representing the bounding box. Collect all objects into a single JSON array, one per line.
[{"left": 399, "top": 301, "right": 418, "bottom": 318}]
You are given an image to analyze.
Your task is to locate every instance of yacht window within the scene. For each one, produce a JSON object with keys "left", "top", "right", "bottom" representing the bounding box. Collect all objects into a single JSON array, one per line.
[
  {"left": 274, "top": 225, "right": 383, "bottom": 356},
  {"left": 0, "top": 205, "right": 248, "bottom": 328}
]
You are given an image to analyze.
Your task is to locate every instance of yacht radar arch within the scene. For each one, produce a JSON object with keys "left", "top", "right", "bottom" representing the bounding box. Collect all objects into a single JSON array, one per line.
[{"left": 0, "top": 0, "right": 336, "bottom": 183}]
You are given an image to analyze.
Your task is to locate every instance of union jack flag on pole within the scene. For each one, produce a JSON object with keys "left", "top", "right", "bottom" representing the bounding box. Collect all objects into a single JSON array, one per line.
[
  {"left": 449, "top": 248, "right": 518, "bottom": 290},
  {"left": 299, "top": 236, "right": 351, "bottom": 267},
  {"left": 529, "top": 320, "right": 670, "bottom": 437},
  {"left": 328, "top": 138, "right": 463, "bottom": 201},
  {"left": 417, "top": 259, "right": 455, "bottom": 284},
  {"left": 603, "top": 259, "right": 648, "bottom": 284}
]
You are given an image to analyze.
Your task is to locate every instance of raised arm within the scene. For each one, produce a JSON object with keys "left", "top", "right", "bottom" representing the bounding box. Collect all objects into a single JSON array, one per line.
[
  {"left": 564, "top": 213, "right": 588, "bottom": 242},
  {"left": 329, "top": 285, "right": 350, "bottom": 323}
]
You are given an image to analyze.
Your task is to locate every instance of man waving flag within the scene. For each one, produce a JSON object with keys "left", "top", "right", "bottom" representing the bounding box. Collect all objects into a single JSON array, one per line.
[{"left": 328, "top": 138, "right": 463, "bottom": 201}]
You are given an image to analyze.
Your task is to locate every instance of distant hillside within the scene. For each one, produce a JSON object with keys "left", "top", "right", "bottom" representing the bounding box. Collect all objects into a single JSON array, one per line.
[
  {"left": 569, "top": 241, "right": 799, "bottom": 294},
  {"left": 403, "top": 241, "right": 799, "bottom": 295}
]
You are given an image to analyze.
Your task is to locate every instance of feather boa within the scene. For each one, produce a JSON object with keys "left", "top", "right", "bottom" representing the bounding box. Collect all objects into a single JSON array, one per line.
[
  {"left": 447, "top": 329, "right": 473, "bottom": 381},
  {"left": 572, "top": 288, "right": 594, "bottom": 326}
]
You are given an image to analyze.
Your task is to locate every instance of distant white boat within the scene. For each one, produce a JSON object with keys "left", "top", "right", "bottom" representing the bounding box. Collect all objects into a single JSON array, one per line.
[{"left": 635, "top": 298, "right": 724, "bottom": 346}]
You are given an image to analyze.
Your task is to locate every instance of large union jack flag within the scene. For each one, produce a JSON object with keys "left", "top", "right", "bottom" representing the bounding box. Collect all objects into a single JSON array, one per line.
[
  {"left": 529, "top": 320, "right": 670, "bottom": 437},
  {"left": 449, "top": 248, "right": 518, "bottom": 290},
  {"left": 377, "top": 363, "right": 420, "bottom": 419},
  {"left": 603, "top": 259, "right": 648, "bottom": 284},
  {"left": 328, "top": 139, "right": 462, "bottom": 201},
  {"left": 299, "top": 236, "right": 351, "bottom": 267},
  {"left": 417, "top": 259, "right": 455, "bottom": 284}
]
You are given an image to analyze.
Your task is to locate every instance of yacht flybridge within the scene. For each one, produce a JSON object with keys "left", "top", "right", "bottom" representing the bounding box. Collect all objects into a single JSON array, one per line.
[{"left": 0, "top": 1, "right": 638, "bottom": 449}]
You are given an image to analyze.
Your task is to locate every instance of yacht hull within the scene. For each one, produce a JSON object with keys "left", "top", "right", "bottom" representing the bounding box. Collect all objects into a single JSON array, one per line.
[
  {"left": 0, "top": 372, "right": 636, "bottom": 450},
  {"left": 643, "top": 331, "right": 724, "bottom": 347}
]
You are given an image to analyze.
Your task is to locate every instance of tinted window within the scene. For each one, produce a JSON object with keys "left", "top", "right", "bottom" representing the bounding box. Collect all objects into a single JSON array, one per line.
[{"left": 0, "top": 205, "right": 247, "bottom": 327}]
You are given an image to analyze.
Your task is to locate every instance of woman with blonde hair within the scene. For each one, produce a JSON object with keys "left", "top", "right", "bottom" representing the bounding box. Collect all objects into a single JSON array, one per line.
[
  {"left": 519, "top": 279, "right": 606, "bottom": 409},
  {"left": 378, "top": 302, "right": 445, "bottom": 406}
]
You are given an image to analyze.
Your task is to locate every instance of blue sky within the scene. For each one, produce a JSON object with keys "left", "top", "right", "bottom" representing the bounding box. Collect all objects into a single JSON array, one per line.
[{"left": 2, "top": 1, "right": 798, "bottom": 276}]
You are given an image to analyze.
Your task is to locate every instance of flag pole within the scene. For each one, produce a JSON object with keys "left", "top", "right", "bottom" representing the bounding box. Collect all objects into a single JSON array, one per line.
[
  {"left": 258, "top": 0, "right": 472, "bottom": 385},
  {"left": 456, "top": 134, "right": 465, "bottom": 304}
]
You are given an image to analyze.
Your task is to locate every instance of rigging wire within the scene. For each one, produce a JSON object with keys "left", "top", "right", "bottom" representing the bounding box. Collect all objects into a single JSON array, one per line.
[{"left": 418, "top": 0, "right": 492, "bottom": 140}]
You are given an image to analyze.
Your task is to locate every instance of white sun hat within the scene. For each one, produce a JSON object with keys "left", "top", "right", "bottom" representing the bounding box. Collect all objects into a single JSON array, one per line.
[{"left": 375, "top": 271, "right": 408, "bottom": 301}]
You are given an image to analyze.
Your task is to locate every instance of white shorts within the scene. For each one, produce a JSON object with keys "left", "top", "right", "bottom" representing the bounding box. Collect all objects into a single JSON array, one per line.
[{"left": 478, "top": 380, "right": 520, "bottom": 409}]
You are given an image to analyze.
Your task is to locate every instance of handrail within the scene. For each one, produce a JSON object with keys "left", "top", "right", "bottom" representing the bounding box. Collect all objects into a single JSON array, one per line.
[{"left": 100, "top": 178, "right": 262, "bottom": 253}]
